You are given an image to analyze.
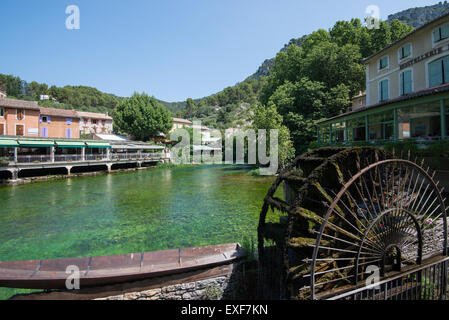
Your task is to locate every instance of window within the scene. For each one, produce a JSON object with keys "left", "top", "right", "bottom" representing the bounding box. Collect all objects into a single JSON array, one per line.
[
  {"left": 66, "top": 118, "right": 72, "bottom": 125},
  {"left": 368, "top": 111, "right": 394, "bottom": 141},
  {"left": 102, "top": 120, "right": 106, "bottom": 126},
  {"left": 92, "top": 119, "right": 98, "bottom": 125},
  {"left": 433, "top": 23, "right": 449, "bottom": 43},
  {"left": 17, "top": 109, "right": 24, "bottom": 120},
  {"left": 65, "top": 128, "right": 72, "bottom": 138},
  {"left": 347, "top": 117, "right": 366, "bottom": 142},
  {"left": 16, "top": 124, "right": 24, "bottom": 136},
  {"left": 399, "top": 44, "right": 412, "bottom": 60},
  {"left": 398, "top": 102, "right": 442, "bottom": 140},
  {"left": 41, "top": 127, "right": 48, "bottom": 138},
  {"left": 379, "top": 56, "right": 389, "bottom": 70},
  {"left": 429, "top": 55, "right": 449, "bottom": 87},
  {"left": 331, "top": 122, "right": 346, "bottom": 143},
  {"left": 379, "top": 79, "right": 389, "bottom": 102},
  {"left": 0, "top": 107, "right": 3, "bottom": 118},
  {"left": 0, "top": 123, "right": 4, "bottom": 135},
  {"left": 400, "top": 70, "right": 413, "bottom": 95}
]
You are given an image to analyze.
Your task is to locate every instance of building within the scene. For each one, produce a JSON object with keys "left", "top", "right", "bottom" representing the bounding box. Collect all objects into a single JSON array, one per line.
[
  {"left": 351, "top": 91, "right": 367, "bottom": 111},
  {"left": 0, "top": 87, "right": 6, "bottom": 99},
  {"left": 39, "top": 107, "right": 80, "bottom": 139},
  {"left": 318, "top": 12, "right": 449, "bottom": 145},
  {"left": 77, "top": 111, "right": 113, "bottom": 136},
  {"left": 171, "top": 118, "right": 192, "bottom": 132},
  {"left": 0, "top": 98, "right": 41, "bottom": 137}
]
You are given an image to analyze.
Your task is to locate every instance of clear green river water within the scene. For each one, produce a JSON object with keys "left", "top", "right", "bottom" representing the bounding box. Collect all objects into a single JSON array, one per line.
[{"left": 0, "top": 165, "right": 279, "bottom": 299}]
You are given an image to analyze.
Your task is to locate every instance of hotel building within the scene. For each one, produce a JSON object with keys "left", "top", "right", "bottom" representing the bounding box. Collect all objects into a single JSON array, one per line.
[{"left": 318, "top": 12, "right": 449, "bottom": 145}]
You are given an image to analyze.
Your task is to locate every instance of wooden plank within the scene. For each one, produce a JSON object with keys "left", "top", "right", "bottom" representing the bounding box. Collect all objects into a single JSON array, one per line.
[{"left": 0, "top": 243, "right": 246, "bottom": 289}]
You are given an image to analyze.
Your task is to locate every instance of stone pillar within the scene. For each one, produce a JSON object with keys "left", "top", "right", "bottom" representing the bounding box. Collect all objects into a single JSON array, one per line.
[
  {"left": 106, "top": 148, "right": 111, "bottom": 160},
  {"left": 137, "top": 161, "right": 142, "bottom": 168},
  {"left": 81, "top": 147, "right": 86, "bottom": 161},
  {"left": 50, "top": 147, "right": 55, "bottom": 163},
  {"left": 14, "top": 148, "right": 18, "bottom": 163},
  {"left": 66, "top": 166, "right": 72, "bottom": 175},
  {"left": 106, "top": 163, "right": 112, "bottom": 173},
  {"left": 10, "top": 169, "right": 19, "bottom": 180}
]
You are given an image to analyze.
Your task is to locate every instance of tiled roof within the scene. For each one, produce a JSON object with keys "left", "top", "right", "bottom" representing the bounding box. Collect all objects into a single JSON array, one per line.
[
  {"left": 172, "top": 117, "right": 192, "bottom": 124},
  {"left": 319, "top": 83, "right": 449, "bottom": 124},
  {"left": 0, "top": 98, "right": 40, "bottom": 110},
  {"left": 363, "top": 11, "right": 449, "bottom": 63},
  {"left": 39, "top": 107, "right": 79, "bottom": 118},
  {"left": 76, "top": 111, "right": 113, "bottom": 120}
]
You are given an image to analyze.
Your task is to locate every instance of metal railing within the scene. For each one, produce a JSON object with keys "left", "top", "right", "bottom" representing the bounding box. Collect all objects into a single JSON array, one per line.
[
  {"left": 325, "top": 257, "right": 449, "bottom": 300},
  {"left": 14, "top": 155, "right": 52, "bottom": 163},
  {"left": 110, "top": 153, "right": 163, "bottom": 160},
  {"left": 9, "top": 153, "right": 165, "bottom": 164}
]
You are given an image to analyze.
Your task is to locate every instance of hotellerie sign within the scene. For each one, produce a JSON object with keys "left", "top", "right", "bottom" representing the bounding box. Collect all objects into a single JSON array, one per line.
[
  {"left": 400, "top": 46, "right": 449, "bottom": 70},
  {"left": 400, "top": 45, "right": 447, "bottom": 70}
]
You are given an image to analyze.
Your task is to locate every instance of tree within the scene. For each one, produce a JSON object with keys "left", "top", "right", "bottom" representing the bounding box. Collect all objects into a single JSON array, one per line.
[
  {"left": 252, "top": 103, "right": 295, "bottom": 169},
  {"left": 113, "top": 93, "right": 173, "bottom": 141},
  {"left": 184, "top": 98, "right": 197, "bottom": 118}
]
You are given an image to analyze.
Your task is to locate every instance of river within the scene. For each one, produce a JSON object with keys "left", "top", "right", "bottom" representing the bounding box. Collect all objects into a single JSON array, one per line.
[{"left": 0, "top": 164, "right": 279, "bottom": 299}]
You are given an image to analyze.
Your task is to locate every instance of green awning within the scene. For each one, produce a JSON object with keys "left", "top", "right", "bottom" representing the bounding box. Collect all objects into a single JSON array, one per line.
[
  {"left": 86, "top": 142, "right": 111, "bottom": 148},
  {"left": 18, "top": 140, "right": 55, "bottom": 148},
  {"left": 55, "top": 141, "right": 86, "bottom": 148},
  {"left": 0, "top": 139, "right": 19, "bottom": 148}
]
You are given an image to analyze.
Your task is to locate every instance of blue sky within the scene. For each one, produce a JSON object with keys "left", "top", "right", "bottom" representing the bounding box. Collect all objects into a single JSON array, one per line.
[{"left": 0, "top": 0, "right": 441, "bottom": 102}]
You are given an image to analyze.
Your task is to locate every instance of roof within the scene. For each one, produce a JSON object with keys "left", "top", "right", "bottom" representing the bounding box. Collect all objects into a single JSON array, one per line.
[
  {"left": 39, "top": 107, "right": 79, "bottom": 118},
  {"left": 363, "top": 11, "right": 449, "bottom": 63},
  {"left": 0, "top": 98, "right": 39, "bottom": 110},
  {"left": 319, "top": 83, "right": 449, "bottom": 124},
  {"left": 76, "top": 111, "right": 113, "bottom": 120},
  {"left": 94, "top": 134, "right": 129, "bottom": 141},
  {"left": 172, "top": 117, "right": 192, "bottom": 124}
]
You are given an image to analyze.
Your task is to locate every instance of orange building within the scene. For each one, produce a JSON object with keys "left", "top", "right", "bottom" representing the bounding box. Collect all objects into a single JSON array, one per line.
[
  {"left": 0, "top": 98, "right": 41, "bottom": 137},
  {"left": 39, "top": 107, "right": 80, "bottom": 139}
]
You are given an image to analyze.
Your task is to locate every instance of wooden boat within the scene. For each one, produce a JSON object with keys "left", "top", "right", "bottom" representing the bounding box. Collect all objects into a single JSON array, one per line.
[{"left": 0, "top": 243, "right": 246, "bottom": 289}]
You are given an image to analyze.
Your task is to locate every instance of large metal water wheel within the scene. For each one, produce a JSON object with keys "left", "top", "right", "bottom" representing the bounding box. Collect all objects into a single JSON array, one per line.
[{"left": 258, "top": 147, "right": 448, "bottom": 300}]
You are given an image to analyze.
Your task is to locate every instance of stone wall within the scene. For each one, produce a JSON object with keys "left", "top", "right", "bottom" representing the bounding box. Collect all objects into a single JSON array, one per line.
[
  {"left": 403, "top": 219, "right": 448, "bottom": 260},
  {"left": 97, "top": 274, "right": 239, "bottom": 300},
  {"left": 11, "top": 262, "right": 246, "bottom": 300}
]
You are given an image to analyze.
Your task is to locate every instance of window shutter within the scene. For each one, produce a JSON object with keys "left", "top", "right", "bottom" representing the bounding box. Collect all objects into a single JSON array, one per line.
[
  {"left": 39, "top": 116, "right": 42, "bottom": 123},
  {"left": 442, "top": 24, "right": 449, "bottom": 39},
  {"left": 380, "top": 80, "right": 389, "bottom": 101},
  {"left": 66, "top": 118, "right": 72, "bottom": 125},
  {"left": 402, "top": 44, "right": 411, "bottom": 58},
  {"left": 403, "top": 70, "right": 412, "bottom": 94},
  {"left": 429, "top": 59, "right": 443, "bottom": 87},
  {"left": 443, "top": 56, "right": 449, "bottom": 84},
  {"left": 48, "top": 116, "right": 51, "bottom": 123},
  {"left": 434, "top": 28, "right": 441, "bottom": 42}
]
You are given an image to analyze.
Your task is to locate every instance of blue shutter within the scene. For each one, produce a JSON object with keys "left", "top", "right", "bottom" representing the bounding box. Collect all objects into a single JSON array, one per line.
[
  {"left": 429, "top": 59, "right": 443, "bottom": 87},
  {"left": 434, "top": 28, "right": 441, "bottom": 42},
  {"left": 401, "top": 70, "right": 412, "bottom": 95},
  {"left": 442, "top": 24, "right": 449, "bottom": 39},
  {"left": 380, "top": 80, "right": 389, "bottom": 101},
  {"left": 443, "top": 56, "right": 449, "bottom": 84},
  {"left": 47, "top": 116, "right": 51, "bottom": 123}
]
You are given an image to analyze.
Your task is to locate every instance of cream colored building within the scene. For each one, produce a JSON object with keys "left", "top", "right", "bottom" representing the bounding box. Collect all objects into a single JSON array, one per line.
[{"left": 318, "top": 12, "right": 449, "bottom": 144}]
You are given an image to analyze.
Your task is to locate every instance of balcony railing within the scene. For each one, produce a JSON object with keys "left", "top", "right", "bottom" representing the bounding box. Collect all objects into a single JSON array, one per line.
[{"left": 8, "top": 153, "right": 164, "bottom": 164}]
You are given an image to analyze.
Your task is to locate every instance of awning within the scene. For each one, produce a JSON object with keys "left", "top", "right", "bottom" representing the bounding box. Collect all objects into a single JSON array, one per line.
[
  {"left": 86, "top": 142, "right": 111, "bottom": 148},
  {"left": 18, "top": 140, "right": 55, "bottom": 148},
  {"left": 55, "top": 141, "right": 86, "bottom": 148},
  {"left": 0, "top": 139, "right": 19, "bottom": 148}
]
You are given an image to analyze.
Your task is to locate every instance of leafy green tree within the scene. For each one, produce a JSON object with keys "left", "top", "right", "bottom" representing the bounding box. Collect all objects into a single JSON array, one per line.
[
  {"left": 113, "top": 93, "right": 173, "bottom": 141},
  {"left": 252, "top": 104, "right": 295, "bottom": 168},
  {"left": 303, "top": 42, "right": 365, "bottom": 96}
]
